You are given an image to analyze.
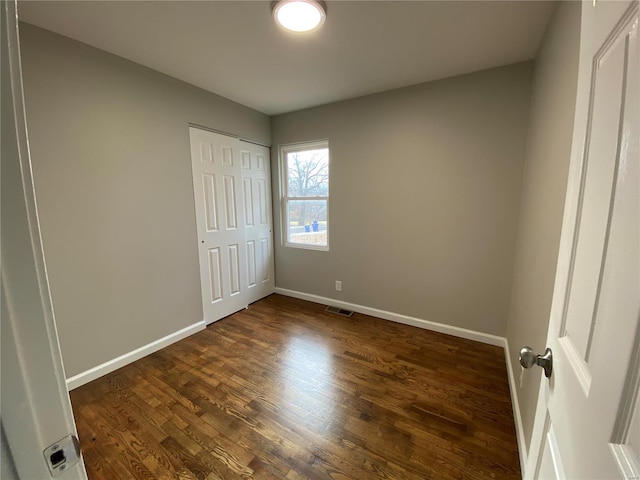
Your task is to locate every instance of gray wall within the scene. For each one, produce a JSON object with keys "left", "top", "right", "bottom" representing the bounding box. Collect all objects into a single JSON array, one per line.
[
  {"left": 505, "top": 2, "right": 581, "bottom": 451},
  {"left": 271, "top": 63, "right": 533, "bottom": 336},
  {"left": 19, "top": 23, "right": 270, "bottom": 378}
]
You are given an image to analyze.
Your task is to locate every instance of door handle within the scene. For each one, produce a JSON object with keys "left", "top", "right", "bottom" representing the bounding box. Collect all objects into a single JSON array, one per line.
[{"left": 519, "top": 346, "right": 553, "bottom": 378}]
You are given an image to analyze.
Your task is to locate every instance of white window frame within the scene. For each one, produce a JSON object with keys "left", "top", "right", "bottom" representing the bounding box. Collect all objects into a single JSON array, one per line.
[{"left": 280, "top": 140, "right": 330, "bottom": 251}]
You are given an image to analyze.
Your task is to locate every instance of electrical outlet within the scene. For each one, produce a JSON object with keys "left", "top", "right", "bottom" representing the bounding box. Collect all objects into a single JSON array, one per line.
[{"left": 335, "top": 280, "right": 342, "bottom": 292}]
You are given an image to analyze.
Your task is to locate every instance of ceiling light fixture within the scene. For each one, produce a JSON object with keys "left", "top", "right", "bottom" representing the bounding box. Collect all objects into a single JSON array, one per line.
[{"left": 273, "top": 0, "right": 326, "bottom": 33}]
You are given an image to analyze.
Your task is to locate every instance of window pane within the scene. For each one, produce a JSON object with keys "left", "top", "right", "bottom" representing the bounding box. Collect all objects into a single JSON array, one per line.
[
  {"left": 287, "top": 199, "right": 327, "bottom": 247},
  {"left": 286, "top": 148, "right": 329, "bottom": 197}
]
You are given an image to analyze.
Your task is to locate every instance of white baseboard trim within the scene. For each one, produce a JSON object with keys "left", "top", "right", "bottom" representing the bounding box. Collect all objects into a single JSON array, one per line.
[
  {"left": 66, "top": 320, "right": 206, "bottom": 391},
  {"left": 503, "top": 338, "right": 528, "bottom": 475},
  {"left": 274, "top": 287, "right": 504, "bottom": 347}
]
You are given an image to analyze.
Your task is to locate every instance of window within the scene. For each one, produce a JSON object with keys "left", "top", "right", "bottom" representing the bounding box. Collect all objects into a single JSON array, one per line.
[{"left": 280, "top": 140, "right": 329, "bottom": 250}]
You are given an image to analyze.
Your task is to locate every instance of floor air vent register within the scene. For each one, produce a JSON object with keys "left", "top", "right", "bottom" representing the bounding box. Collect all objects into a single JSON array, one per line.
[{"left": 325, "top": 305, "right": 354, "bottom": 317}]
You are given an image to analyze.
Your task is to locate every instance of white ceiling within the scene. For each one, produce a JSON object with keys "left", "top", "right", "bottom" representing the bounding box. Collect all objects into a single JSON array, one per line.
[{"left": 18, "top": 1, "right": 554, "bottom": 115}]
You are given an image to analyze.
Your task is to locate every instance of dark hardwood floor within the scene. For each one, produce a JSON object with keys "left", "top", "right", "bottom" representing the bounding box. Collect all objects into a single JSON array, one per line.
[{"left": 71, "top": 294, "right": 520, "bottom": 480}]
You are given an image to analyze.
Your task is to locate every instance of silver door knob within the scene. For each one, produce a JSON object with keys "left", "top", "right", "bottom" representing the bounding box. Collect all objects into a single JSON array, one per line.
[{"left": 519, "top": 346, "right": 553, "bottom": 378}]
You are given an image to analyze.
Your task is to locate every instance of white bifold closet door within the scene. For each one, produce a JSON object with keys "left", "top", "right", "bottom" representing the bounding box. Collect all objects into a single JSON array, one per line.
[{"left": 189, "top": 127, "right": 275, "bottom": 324}]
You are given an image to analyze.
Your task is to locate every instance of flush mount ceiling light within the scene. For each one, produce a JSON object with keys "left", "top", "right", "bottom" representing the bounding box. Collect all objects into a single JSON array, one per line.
[{"left": 273, "top": 0, "right": 326, "bottom": 33}]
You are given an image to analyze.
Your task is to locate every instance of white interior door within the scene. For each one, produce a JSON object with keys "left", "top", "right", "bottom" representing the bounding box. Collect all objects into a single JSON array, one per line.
[
  {"left": 189, "top": 128, "right": 275, "bottom": 324},
  {"left": 525, "top": 1, "right": 639, "bottom": 478},
  {"left": 239, "top": 141, "right": 275, "bottom": 303},
  {"left": 190, "top": 128, "right": 249, "bottom": 324}
]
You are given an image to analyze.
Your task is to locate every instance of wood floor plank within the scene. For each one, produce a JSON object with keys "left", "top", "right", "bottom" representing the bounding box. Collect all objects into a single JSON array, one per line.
[{"left": 71, "top": 294, "right": 520, "bottom": 479}]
